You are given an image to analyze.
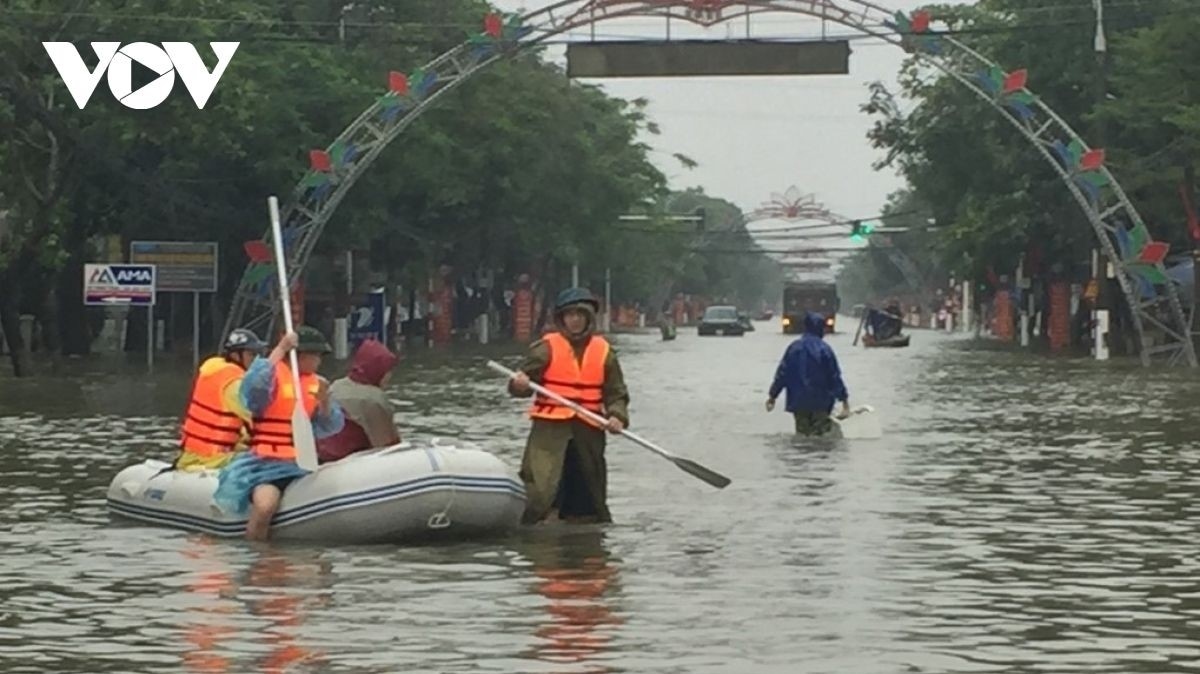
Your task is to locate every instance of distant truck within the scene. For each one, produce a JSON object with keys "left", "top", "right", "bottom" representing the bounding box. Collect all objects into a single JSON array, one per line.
[{"left": 781, "top": 281, "right": 840, "bottom": 334}]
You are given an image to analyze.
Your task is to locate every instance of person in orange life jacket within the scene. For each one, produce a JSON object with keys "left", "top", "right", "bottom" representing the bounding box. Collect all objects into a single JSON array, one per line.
[
  {"left": 316, "top": 339, "right": 401, "bottom": 464},
  {"left": 508, "top": 287, "right": 630, "bottom": 525},
  {"left": 175, "top": 328, "right": 267, "bottom": 472},
  {"left": 212, "top": 326, "right": 344, "bottom": 542}
]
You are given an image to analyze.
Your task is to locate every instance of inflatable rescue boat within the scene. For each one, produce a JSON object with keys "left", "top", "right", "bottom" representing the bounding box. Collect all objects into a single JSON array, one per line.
[{"left": 106, "top": 441, "right": 526, "bottom": 543}]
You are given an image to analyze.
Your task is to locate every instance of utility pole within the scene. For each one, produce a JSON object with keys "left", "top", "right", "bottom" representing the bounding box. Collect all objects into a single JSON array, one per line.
[
  {"left": 1092, "top": 0, "right": 1112, "bottom": 360},
  {"left": 604, "top": 267, "right": 612, "bottom": 333}
]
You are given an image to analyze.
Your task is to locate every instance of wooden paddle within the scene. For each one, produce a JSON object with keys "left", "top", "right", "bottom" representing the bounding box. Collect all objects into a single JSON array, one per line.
[
  {"left": 268, "top": 196, "right": 319, "bottom": 472},
  {"left": 487, "top": 360, "right": 731, "bottom": 489},
  {"left": 852, "top": 310, "right": 867, "bottom": 346}
]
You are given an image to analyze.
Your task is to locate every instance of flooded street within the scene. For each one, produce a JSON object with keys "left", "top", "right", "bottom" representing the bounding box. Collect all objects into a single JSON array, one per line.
[{"left": 3, "top": 323, "right": 1200, "bottom": 673}]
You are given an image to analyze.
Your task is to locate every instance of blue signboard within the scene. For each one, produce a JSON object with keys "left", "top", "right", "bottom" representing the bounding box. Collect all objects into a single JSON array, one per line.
[{"left": 348, "top": 290, "right": 386, "bottom": 348}]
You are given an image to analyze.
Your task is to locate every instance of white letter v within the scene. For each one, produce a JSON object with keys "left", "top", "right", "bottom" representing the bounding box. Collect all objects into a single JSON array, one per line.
[{"left": 42, "top": 42, "right": 120, "bottom": 109}]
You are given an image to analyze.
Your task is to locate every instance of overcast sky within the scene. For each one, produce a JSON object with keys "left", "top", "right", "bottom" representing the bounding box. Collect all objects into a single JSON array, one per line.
[{"left": 491, "top": 0, "right": 969, "bottom": 227}]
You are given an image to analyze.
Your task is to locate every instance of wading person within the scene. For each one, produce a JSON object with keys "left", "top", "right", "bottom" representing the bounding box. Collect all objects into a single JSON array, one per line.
[
  {"left": 766, "top": 311, "right": 850, "bottom": 436},
  {"left": 508, "top": 288, "right": 630, "bottom": 524}
]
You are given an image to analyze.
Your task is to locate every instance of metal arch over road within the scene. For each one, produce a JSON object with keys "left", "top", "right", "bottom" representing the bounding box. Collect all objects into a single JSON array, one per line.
[
  {"left": 223, "top": 0, "right": 1196, "bottom": 367},
  {"left": 741, "top": 186, "right": 924, "bottom": 289}
]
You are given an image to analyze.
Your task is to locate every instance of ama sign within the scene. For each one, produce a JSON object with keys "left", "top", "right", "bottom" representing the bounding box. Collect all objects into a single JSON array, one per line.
[
  {"left": 84, "top": 264, "right": 157, "bottom": 306},
  {"left": 43, "top": 42, "right": 238, "bottom": 110}
]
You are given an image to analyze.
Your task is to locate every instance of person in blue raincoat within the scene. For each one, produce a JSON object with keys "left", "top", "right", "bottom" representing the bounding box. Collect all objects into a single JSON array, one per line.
[{"left": 765, "top": 311, "right": 850, "bottom": 436}]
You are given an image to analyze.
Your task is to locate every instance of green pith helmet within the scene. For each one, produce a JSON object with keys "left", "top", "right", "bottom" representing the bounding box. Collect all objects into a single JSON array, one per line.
[
  {"left": 295, "top": 326, "right": 332, "bottom": 354},
  {"left": 554, "top": 287, "right": 599, "bottom": 314}
]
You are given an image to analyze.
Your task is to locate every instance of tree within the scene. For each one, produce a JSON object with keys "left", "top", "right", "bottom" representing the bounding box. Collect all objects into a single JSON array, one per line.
[{"left": 862, "top": 0, "right": 1166, "bottom": 289}]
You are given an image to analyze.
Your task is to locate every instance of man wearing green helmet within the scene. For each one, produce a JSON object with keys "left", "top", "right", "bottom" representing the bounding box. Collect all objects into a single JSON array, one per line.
[{"left": 508, "top": 287, "right": 631, "bottom": 525}]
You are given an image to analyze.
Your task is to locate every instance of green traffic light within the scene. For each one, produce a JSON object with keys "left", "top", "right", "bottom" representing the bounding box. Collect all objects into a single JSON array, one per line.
[{"left": 849, "top": 220, "right": 873, "bottom": 242}]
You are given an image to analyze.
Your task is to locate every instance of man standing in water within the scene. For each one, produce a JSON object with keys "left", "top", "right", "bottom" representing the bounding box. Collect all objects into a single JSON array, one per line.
[
  {"left": 508, "top": 287, "right": 630, "bottom": 524},
  {"left": 766, "top": 311, "right": 850, "bottom": 436}
]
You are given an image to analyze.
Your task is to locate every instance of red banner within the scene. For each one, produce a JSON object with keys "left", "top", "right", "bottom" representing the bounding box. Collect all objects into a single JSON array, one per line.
[
  {"left": 432, "top": 284, "right": 453, "bottom": 346},
  {"left": 513, "top": 288, "right": 534, "bottom": 342},
  {"left": 992, "top": 290, "right": 1013, "bottom": 342},
  {"left": 1048, "top": 282, "right": 1070, "bottom": 351},
  {"left": 290, "top": 280, "right": 305, "bottom": 328}
]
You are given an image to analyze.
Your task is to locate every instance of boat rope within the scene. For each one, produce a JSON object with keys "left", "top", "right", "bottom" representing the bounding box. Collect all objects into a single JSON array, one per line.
[{"left": 426, "top": 440, "right": 455, "bottom": 530}]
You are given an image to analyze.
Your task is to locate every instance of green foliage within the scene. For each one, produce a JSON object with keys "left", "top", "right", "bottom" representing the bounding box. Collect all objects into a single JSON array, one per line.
[
  {"left": 859, "top": 0, "right": 1181, "bottom": 292},
  {"left": 0, "top": 0, "right": 778, "bottom": 346}
]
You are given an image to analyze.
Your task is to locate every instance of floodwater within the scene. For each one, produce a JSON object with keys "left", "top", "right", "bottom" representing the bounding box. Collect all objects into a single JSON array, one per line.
[{"left": 2, "top": 322, "right": 1200, "bottom": 673}]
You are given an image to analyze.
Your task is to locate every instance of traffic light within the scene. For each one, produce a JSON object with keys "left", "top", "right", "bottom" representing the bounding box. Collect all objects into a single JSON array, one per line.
[{"left": 850, "top": 220, "right": 874, "bottom": 242}]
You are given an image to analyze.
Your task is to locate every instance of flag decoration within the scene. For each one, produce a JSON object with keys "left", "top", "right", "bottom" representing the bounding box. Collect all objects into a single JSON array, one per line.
[
  {"left": 377, "top": 13, "right": 529, "bottom": 124},
  {"left": 244, "top": 227, "right": 304, "bottom": 298},
  {"left": 886, "top": 10, "right": 942, "bottom": 54},
  {"left": 309, "top": 150, "right": 331, "bottom": 173},
  {"left": 975, "top": 66, "right": 1036, "bottom": 120},
  {"left": 1113, "top": 221, "right": 1169, "bottom": 289},
  {"left": 1051, "top": 138, "right": 1110, "bottom": 206},
  {"left": 377, "top": 66, "right": 439, "bottom": 123},
  {"left": 467, "top": 12, "right": 533, "bottom": 63},
  {"left": 1048, "top": 139, "right": 1170, "bottom": 289}
]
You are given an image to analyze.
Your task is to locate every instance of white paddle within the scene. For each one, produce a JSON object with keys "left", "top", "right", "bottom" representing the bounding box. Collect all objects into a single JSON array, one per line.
[
  {"left": 832, "top": 404, "right": 881, "bottom": 439},
  {"left": 487, "top": 360, "right": 730, "bottom": 489},
  {"left": 268, "top": 196, "right": 319, "bottom": 472}
]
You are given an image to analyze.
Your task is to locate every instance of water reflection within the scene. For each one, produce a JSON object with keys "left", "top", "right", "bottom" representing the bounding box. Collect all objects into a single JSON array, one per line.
[
  {"left": 180, "top": 538, "right": 237, "bottom": 674},
  {"left": 177, "top": 540, "right": 332, "bottom": 674},
  {"left": 521, "top": 529, "right": 622, "bottom": 673},
  {"left": 239, "top": 548, "right": 331, "bottom": 674}
]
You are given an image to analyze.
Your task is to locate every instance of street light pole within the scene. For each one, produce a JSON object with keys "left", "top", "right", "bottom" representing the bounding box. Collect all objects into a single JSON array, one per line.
[
  {"left": 1092, "top": 0, "right": 1111, "bottom": 360},
  {"left": 604, "top": 267, "right": 612, "bottom": 333}
]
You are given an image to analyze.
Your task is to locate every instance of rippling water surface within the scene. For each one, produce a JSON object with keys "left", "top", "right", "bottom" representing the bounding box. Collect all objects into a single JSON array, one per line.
[{"left": 2, "top": 324, "right": 1199, "bottom": 673}]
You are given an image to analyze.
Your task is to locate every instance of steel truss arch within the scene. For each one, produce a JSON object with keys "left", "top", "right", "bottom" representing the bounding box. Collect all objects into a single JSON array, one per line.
[
  {"left": 223, "top": 0, "right": 1195, "bottom": 367},
  {"left": 740, "top": 186, "right": 923, "bottom": 288}
]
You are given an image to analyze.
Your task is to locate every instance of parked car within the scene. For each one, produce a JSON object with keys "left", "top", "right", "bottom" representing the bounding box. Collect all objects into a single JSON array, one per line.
[{"left": 698, "top": 305, "right": 745, "bottom": 336}]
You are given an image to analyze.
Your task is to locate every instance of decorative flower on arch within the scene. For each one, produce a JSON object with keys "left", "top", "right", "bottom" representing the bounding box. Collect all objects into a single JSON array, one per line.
[
  {"left": 751, "top": 186, "right": 832, "bottom": 221},
  {"left": 1051, "top": 138, "right": 1109, "bottom": 206},
  {"left": 242, "top": 229, "right": 302, "bottom": 298},
  {"left": 886, "top": 10, "right": 942, "bottom": 54},
  {"left": 467, "top": 12, "right": 534, "bottom": 62},
  {"left": 1115, "top": 220, "right": 1170, "bottom": 293},
  {"left": 975, "top": 66, "right": 1035, "bottom": 120}
]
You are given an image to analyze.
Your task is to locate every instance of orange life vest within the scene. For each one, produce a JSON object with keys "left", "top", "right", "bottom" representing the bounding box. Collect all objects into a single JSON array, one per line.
[
  {"left": 529, "top": 333, "right": 609, "bottom": 427},
  {"left": 249, "top": 361, "right": 319, "bottom": 460},
  {"left": 180, "top": 357, "right": 246, "bottom": 456}
]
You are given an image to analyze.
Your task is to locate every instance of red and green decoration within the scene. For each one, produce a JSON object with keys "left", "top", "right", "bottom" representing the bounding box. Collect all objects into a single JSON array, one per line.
[
  {"left": 301, "top": 140, "right": 358, "bottom": 201},
  {"left": 886, "top": 10, "right": 942, "bottom": 54},
  {"left": 242, "top": 228, "right": 302, "bottom": 299},
  {"left": 377, "top": 67, "right": 439, "bottom": 124},
  {"left": 975, "top": 66, "right": 1035, "bottom": 121},
  {"left": 467, "top": 12, "right": 533, "bottom": 63},
  {"left": 1114, "top": 220, "right": 1171, "bottom": 294},
  {"left": 1051, "top": 138, "right": 1109, "bottom": 207},
  {"left": 374, "top": 14, "right": 529, "bottom": 126}
]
